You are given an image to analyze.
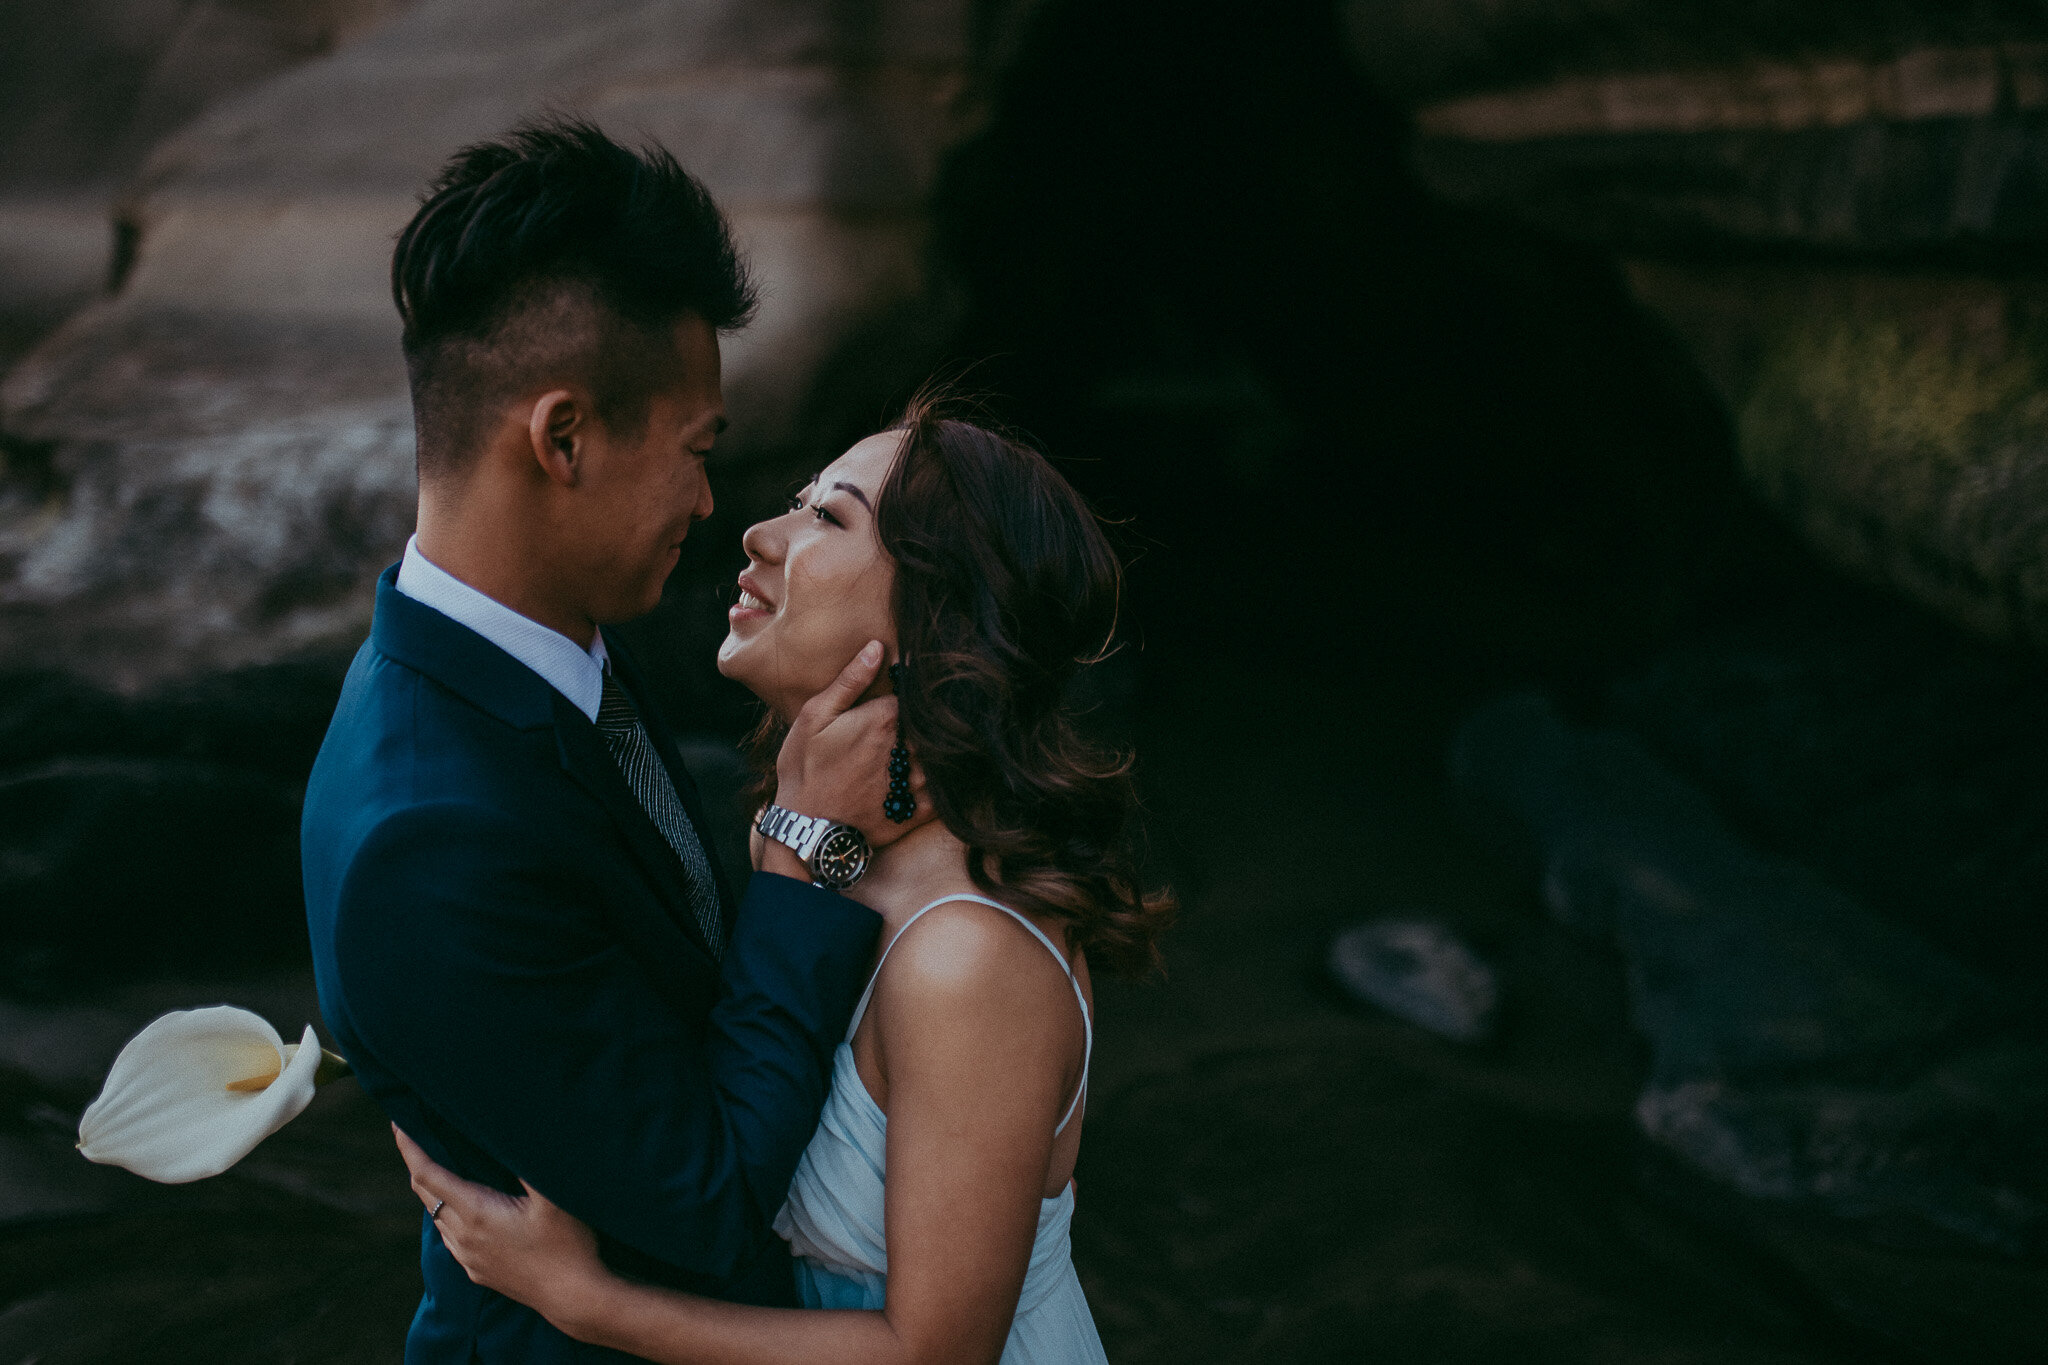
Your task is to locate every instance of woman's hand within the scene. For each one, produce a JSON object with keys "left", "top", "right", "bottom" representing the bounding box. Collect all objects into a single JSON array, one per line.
[{"left": 393, "top": 1124, "right": 610, "bottom": 1338}]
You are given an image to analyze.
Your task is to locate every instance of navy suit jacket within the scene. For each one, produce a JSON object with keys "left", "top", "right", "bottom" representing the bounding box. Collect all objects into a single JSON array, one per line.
[{"left": 303, "top": 566, "right": 880, "bottom": 1363}]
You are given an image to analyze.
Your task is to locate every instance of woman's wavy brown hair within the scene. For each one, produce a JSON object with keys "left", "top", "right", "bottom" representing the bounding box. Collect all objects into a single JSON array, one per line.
[{"left": 747, "top": 393, "right": 1175, "bottom": 976}]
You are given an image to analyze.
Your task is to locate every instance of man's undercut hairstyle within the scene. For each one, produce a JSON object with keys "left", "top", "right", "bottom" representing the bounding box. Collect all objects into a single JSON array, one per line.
[{"left": 393, "top": 118, "right": 756, "bottom": 480}]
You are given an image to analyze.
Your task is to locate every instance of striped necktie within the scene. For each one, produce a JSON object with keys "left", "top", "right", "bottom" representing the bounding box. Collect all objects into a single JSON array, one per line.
[{"left": 595, "top": 670, "right": 726, "bottom": 958}]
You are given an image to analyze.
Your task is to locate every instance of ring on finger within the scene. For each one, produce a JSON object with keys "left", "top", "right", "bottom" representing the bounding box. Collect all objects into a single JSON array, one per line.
[{"left": 430, "top": 1198, "right": 446, "bottom": 1220}]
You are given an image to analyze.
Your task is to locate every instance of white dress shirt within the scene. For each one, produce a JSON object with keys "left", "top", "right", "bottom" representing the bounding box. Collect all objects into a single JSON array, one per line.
[{"left": 394, "top": 535, "right": 609, "bottom": 721}]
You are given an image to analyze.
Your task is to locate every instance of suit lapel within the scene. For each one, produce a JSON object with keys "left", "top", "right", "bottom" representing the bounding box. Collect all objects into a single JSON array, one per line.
[
  {"left": 370, "top": 565, "right": 556, "bottom": 731},
  {"left": 369, "top": 563, "right": 718, "bottom": 988},
  {"left": 552, "top": 693, "right": 716, "bottom": 961}
]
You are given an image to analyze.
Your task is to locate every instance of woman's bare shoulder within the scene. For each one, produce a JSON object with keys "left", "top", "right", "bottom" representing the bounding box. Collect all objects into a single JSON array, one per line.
[
  {"left": 875, "top": 896, "right": 1075, "bottom": 1018},
  {"left": 865, "top": 898, "right": 1081, "bottom": 1127}
]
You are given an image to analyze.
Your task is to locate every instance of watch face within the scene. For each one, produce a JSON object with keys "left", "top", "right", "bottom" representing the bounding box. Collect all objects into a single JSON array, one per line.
[{"left": 811, "top": 826, "right": 871, "bottom": 888}]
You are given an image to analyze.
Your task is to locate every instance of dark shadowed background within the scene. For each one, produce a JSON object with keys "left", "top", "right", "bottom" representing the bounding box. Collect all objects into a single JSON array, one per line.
[{"left": 2, "top": 2, "right": 2045, "bottom": 1361}]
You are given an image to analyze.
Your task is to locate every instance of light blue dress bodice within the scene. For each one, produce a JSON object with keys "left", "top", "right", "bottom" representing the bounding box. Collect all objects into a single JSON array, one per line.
[{"left": 772, "top": 893, "right": 1109, "bottom": 1363}]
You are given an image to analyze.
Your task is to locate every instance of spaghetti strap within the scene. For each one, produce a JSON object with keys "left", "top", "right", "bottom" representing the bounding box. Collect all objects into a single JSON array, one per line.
[
  {"left": 843, "top": 892, "right": 1093, "bottom": 1135},
  {"left": 843, "top": 893, "right": 964, "bottom": 1041}
]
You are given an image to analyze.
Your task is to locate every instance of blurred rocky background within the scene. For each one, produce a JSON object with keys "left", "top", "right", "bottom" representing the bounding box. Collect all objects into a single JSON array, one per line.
[{"left": 4, "top": 1, "right": 2046, "bottom": 1361}]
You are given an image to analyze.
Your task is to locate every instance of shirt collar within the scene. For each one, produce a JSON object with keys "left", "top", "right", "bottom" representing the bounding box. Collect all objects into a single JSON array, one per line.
[{"left": 393, "top": 535, "right": 608, "bottom": 721}]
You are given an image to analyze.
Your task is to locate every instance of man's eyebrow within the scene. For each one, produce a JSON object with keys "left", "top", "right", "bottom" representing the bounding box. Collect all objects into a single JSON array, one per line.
[{"left": 828, "top": 481, "right": 873, "bottom": 512}]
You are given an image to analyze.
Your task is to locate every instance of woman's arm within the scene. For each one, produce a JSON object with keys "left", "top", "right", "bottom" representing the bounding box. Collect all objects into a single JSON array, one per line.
[
  {"left": 859, "top": 902, "right": 1082, "bottom": 1361},
  {"left": 396, "top": 902, "right": 1082, "bottom": 1365}
]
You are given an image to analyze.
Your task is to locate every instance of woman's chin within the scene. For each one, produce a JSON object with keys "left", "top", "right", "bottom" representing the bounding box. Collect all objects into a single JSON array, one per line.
[
  {"left": 716, "top": 638, "right": 799, "bottom": 720},
  {"left": 715, "top": 631, "right": 745, "bottom": 678}
]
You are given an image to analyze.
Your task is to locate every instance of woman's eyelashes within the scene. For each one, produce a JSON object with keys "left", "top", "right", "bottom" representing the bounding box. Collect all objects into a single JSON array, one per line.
[{"left": 785, "top": 483, "right": 845, "bottom": 526}]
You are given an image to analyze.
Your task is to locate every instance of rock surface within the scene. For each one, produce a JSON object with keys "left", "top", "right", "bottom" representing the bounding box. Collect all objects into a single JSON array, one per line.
[
  {"left": 1452, "top": 692, "right": 2048, "bottom": 1257},
  {"left": 0, "top": 0, "right": 1016, "bottom": 691},
  {"left": 0, "top": 1, "right": 413, "bottom": 193},
  {"left": 1340, "top": 2, "right": 2048, "bottom": 648},
  {"left": 1628, "top": 262, "right": 2048, "bottom": 650},
  {"left": 1609, "top": 570, "right": 2048, "bottom": 990},
  {"left": 1327, "top": 918, "right": 1497, "bottom": 1042},
  {"left": 1405, "top": 46, "right": 2048, "bottom": 254},
  {"left": 0, "top": 1, "right": 412, "bottom": 370},
  {"left": 0, "top": 659, "right": 347, "bottom": 995}
]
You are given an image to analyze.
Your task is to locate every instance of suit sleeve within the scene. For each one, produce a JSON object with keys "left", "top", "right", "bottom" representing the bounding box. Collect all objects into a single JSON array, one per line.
[{"left": 332, "top": 799, "right": 878, "bottom": 1279}]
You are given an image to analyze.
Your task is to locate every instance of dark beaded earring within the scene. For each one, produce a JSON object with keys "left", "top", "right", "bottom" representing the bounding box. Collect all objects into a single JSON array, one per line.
[{"left": 884, "top": 661, "right": 915, "bottom": 824}]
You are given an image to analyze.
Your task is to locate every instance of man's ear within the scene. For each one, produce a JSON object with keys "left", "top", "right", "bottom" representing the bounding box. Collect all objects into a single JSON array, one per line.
[{"left": 527, "top": 389, "right": 581, "bottom": 487}]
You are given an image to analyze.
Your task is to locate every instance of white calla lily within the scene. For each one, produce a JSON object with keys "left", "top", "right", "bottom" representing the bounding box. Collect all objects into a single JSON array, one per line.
[{"left": 76, "top": 1006, "right": 345, "bottom": 1184}]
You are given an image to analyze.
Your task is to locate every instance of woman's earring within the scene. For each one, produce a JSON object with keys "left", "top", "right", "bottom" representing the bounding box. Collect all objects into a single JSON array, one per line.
[{"left": 884, "top": 662, "right": 915, "bottom": 824}]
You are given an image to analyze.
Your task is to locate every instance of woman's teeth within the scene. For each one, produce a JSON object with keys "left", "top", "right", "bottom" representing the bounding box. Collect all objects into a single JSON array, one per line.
[{"left": 737, "top": 589, "right": 769, "bottom": 611}]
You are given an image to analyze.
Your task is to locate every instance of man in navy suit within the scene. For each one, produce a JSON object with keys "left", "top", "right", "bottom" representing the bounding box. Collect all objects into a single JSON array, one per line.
[{"left": 302, "top": 120, "right": 902, "bottom": 1362}]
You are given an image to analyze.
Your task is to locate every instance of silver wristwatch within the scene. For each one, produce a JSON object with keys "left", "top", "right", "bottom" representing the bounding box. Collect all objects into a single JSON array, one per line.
[{"left": 756, "top": 804, "right": 871, "bottom": 890}]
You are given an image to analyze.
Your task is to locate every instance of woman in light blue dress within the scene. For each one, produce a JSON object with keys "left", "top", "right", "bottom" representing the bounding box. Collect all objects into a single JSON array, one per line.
[{"left": 397, "top": 395, "right": 1174, "bottom": 1364}]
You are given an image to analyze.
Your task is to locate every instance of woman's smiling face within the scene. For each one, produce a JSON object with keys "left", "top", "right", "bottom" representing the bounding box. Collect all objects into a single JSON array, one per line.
[{"left": 717, "top": 431, "right": 902, "bottom": 720}]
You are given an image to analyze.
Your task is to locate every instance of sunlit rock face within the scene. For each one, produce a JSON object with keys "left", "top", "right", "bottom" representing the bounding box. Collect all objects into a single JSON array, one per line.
[
  {"left": 0, "top": 1, "right": 414, "bottom": 371},
  {"left": 1349, "top": 1, "right": 2048, "bottom": 254},
  {"left": 1629, "top": 265, "right": 2048, "bottom": 649},
  {"left": 0, "top": 0, "right": 1017, "bottom": 693},
  {"left": 0, "top": 312, "right": 417, "bottom": 691},
  {"left": 1344, "top": 0, "right": 2048, "bottom": 649}
]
